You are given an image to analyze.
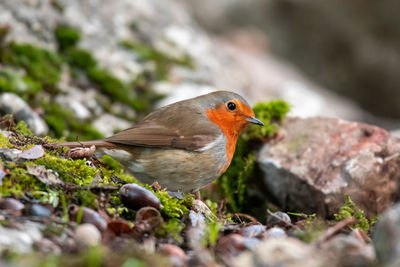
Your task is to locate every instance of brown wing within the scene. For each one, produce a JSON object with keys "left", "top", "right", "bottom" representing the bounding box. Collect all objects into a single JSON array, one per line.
[{"left": 105, "top": 102, "right": 222, "bottom": 151}]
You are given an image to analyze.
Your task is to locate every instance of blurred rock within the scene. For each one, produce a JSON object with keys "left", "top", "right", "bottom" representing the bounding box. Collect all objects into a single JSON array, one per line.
[
  {"left": 266, "top": 227, "right": 287, "bottom": 239},
  {"left": 258, "top": 117, "right": 400, "bottom": 218},
  {"left": 0, "top": 222, "right": 42, "bottom": 253},
  {"left": 0, "top": 93, "right": 48, "bottom": 135},
  {"left": 266, "top": 211, "right": 291, "bottom": 227},
  {"left": 74, "top": 223, "right": 102, "bottom": 247},
  {"left": 234, "top": 237, "right": 327, "bottom": 267},
  {"left": 0, "top": 147, "right": 22, "bottom": 161},
  {"left": 92, "top": 114, "right": 131, "bottom": 137},
  {"left": 28, "top": 204, "right": 51, "bottom": 217},
  {"left": 373, "top": 203, "right": 400, "bottom": 267},
  {"left": 321, "top": 234, "right": 375, "bottom": 267}
]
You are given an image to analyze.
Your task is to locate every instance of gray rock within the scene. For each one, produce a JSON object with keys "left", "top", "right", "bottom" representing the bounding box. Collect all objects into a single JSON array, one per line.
[
  {"left": 0, "top": 222, "right": 42, "bottom": 253},
  {"left": 234, "top": 237, "right": 328, "bottom": 267},
  {"left": 0, "top": 147, "right": 22, "bottom": 161},
  {"left": 0, "top": 93, "right": 48, "bottom": 135},
  {"left": 373, "top": 203, "right": 400, "bottom": 267},
  {"left": 258, "top": 117, "right": 400, "bottom": 218},
  {"left": 321, "top": 234, "right": 375, "bottom": 267},
  {"left": 92, "top": 113, "right": 131, "bottom": 137}
]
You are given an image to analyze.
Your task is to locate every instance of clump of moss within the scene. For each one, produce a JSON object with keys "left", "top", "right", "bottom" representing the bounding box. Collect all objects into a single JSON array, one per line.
[
  {"left": 54, "top": 25, "right": 81, "bottom": 51},
  {"left": 334, "top": 196, "right": 377, "bottom": 232},
  {"left": 0, "top": 43, "right": 62, "bottom": 89},
  {"left": 243, "top": 100, "right": 290, "bottom": 141},
  {"left": 217, "top": 100, "right": 290, "bottom": 213},
  {"left": 202, "top": 200, "right": 223, "bottom": 247},
  {"left": 15, "top": 120, "right": 33, "bottom": 136}
]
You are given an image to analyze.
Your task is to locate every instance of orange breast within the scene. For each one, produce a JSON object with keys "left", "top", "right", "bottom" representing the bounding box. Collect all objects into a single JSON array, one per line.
[{"left": 206, "top": 106, "right": 244, "bottom": 173}]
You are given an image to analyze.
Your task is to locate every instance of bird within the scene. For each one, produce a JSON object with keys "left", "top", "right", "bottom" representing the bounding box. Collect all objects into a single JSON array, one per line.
[{"left": 49, "top": 91, "right": 264, "bottom": 193}]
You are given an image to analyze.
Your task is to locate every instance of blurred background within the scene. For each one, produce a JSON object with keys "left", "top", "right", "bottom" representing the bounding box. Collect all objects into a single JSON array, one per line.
[{"left": 1, "top": 0, "right": 400, "bottom": 139}]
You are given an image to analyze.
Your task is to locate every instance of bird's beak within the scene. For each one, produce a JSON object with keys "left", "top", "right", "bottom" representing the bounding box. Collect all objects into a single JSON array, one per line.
[{"left": 245, "top": 116, "right": 264, "bottom": 126}]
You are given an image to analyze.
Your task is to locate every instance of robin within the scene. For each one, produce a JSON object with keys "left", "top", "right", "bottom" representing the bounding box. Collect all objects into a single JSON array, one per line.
[{"left": 50, "top": 91, "right": 263, "bottom": 193}]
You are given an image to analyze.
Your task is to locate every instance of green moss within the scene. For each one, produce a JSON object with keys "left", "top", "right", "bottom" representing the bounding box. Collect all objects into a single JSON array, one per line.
[
  {"left": 334, "top": 196, "right": 377, "bottom": 232},
  {"left": 34, "top": 154, "right": 98, "bottom": 186},
  {"left": 202, "top": 200, "right": 223, "bottom": 247},
  {"left": 243, "top": 100, "right": 290, "bottom": 141},
  {"left": 217, "top": 138, "right": 254, "bottom": 212},
  {"left": 0, "top": 68, "right": 42, "bottom": 98},
  {"left": 65, "top": 48, "right": 97, "bottom": 71},
  {"left": 1, "top": 43, "right": 62, "bottom": 89},
  {"left": 55, "top": 25, "right": 81, "bottom": 51},
  {"left": 100, "top": 155, "right": 122, "bottom": 172},
  {"left": 0, "top": 134, "right": 12, "bottom": 147},
  {"left": 153, "top": 189, "right": 191, "bottom": 219},
  {"left": 156, "top": 218, "right": 185, "bottom": 242},
  {"left": 15, "top": 120, "right": 33, "bottom": 136}
]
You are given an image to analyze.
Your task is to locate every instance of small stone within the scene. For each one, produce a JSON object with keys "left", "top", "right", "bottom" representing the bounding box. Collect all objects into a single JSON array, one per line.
[
  {"left": 267, "top": 211, "right": 291, "bottom": 227},
  {"left": 18, "top": 145, "right": 45, "bottom": 160},
  {"left": 215, "top": 234, "right": 246, "bottom": 257},
  {"left": 69, "top": 205, "right": 107, "bottom": 232},
  {"left": 0, "top": 93, "right": 48, "bottom": 135},
  {"left": 0, "top": 198, "right": 24, "bottom": 211},
  {"left": 192, "top": 199, "right": 213, "bottom": 218},
  {"left": 373, "top": 202, "right": 400, "bottom": 266},
  {"left": 239, "top": 225, "right": 266, "bottom": 238},
  {"left": 119, "top": 184, "right": 160, "bottom": 210},
  {"left": 74, "top": 223, "right": 102, "bottom": 247},
  {"left": 0, "top": 147, "right": 22, "bottom": 161},
  {"left": 27, "top": 164, "right": 64, "bottom": 186},
  {"left": 266, "top": 227, "right": 287, "bottom": 238},
  {"left": 92, "top": 113, "right": 131, "bottom": 137},
  {"left": 159, "top": 244, "right": 187, "bottom": 267},
  {"left": 28, "top": 204, "right": 51, "bottom": 217}
]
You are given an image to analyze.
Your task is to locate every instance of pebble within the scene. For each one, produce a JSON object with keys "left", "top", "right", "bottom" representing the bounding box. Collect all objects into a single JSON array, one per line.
[
  {"left": 0, "top": 198, "right": 24, "bottom": 211},
  {"left": 28, "top": 204, "right": 51, "bottom": 217},
  {"left": 266, "top": 211, "right": 291, "bottom": 227},
  {"left": 119, "top": 184, "right": 160, "bottom": 210},
  {"left": 0, "top": 93, "right": 48, "bottom": 135},
  {"left": 266, "top": 227, "right": 287, "bottom": 238},
  {"left": 69, "top": 205, "right": 107, "bottom": 232},
  {"left": 74, "top": 223, "right": 102, "bottom": 247}
]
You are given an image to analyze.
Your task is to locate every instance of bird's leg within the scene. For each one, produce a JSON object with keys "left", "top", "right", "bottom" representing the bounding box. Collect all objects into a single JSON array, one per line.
[{"left": 194, "top": 191, "right": 201, "bottom": 200}]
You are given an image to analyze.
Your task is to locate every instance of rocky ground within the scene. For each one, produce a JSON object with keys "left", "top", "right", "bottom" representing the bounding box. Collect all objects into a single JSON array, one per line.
[{"left": 1, "top": 0, "right": 400, "bottom": 267}]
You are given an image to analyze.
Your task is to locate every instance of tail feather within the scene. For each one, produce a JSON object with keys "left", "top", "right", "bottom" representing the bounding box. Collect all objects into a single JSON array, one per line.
[{"left": 47, "top": 140, "right": 117, "bottom": 149}]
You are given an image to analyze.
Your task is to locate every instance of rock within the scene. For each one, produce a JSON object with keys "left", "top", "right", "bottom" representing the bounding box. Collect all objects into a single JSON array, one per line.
[
  {"left": 186, "top": 211, "right": 206, "bottom": 250},
  {"left": 159, "top": 244, "right": 187, "bottom": 267},
  {"left": 373, "top": 203, "right": 400, "bottom": 266},
  {"left": 92, "top": 113, "right": 131, "bottom": 137},
  {"left": 266, "top": 227, "right": 287, "bottom": 239},
  {"left": 234, "top": 237, "right": 327, "bottom": 267},
  {"left": 69, "top": 206, "right": 107, "bottom": 232},
  {"left": 0, "top": 93, "right": 48, "bottom": 135},
  {"left": 74, "top": 223, "right": 102, "bottom": 247},
  {"left": 27, "top": 164, "right": 64, "bottom": 186},
  {"left": 215, "top": 234, "right": 246, "bottom": 257},
  {"left": 18, "top": 145, "right": 45, "bottom": 160},
  {"left": 266, "top": 211, "right": 291, "bottom": 227},
  {"left": 258, "top": 117, "right": 400, "bottom": 218},
  {"left": 28, "top": 204, "right": 51, "bottom": 217},
  {"left": 321, "top": 234, "right": 375, "bottom": 267},
  {"left": 238, "top": 225, "right": 265, "bottom": 238},
  {"left": 192, "top": 199, "right": 213, "bottom": 219},
  {"left": 119, "top": 184, "right": 161, "bottom": 210},
  {"left": 0, "top": 147, "right": 22, "bottom": 161},
  {"left": 0, "top": 198, "right": 24, "bottom": 212},
  {"left": 0, "top": 221, "right": 42, "bottom": 253},
  {"left": 55, "top": 94, "right": 92, "bottom": 121}
]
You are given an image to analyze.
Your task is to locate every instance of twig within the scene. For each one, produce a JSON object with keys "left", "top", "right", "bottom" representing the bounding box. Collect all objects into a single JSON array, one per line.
[{"left": 316, "top": 217, "right": 356, "bottom": 245}]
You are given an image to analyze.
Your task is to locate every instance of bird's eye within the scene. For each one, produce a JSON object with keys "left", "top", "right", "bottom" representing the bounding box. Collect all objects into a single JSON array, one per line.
[{"left": 227, "top": 101, "right": 236, "bottom": 111}]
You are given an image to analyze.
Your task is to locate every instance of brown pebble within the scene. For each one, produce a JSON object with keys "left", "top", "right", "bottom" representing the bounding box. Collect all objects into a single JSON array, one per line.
[
  {"left": 119, "top": 184, "right": 160, "bottom": 210},
  {"left": 159, "top": 244, "right": 187, "bottom": 267},
  {"left": 215, "top": 234, "right": 245, "bottom": 256},
  {"left": 0, "top": 198, "right": 24, "bottom": 211},
  {"left": 69, "top": 205, "right": 107, "bottom": 232}
]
